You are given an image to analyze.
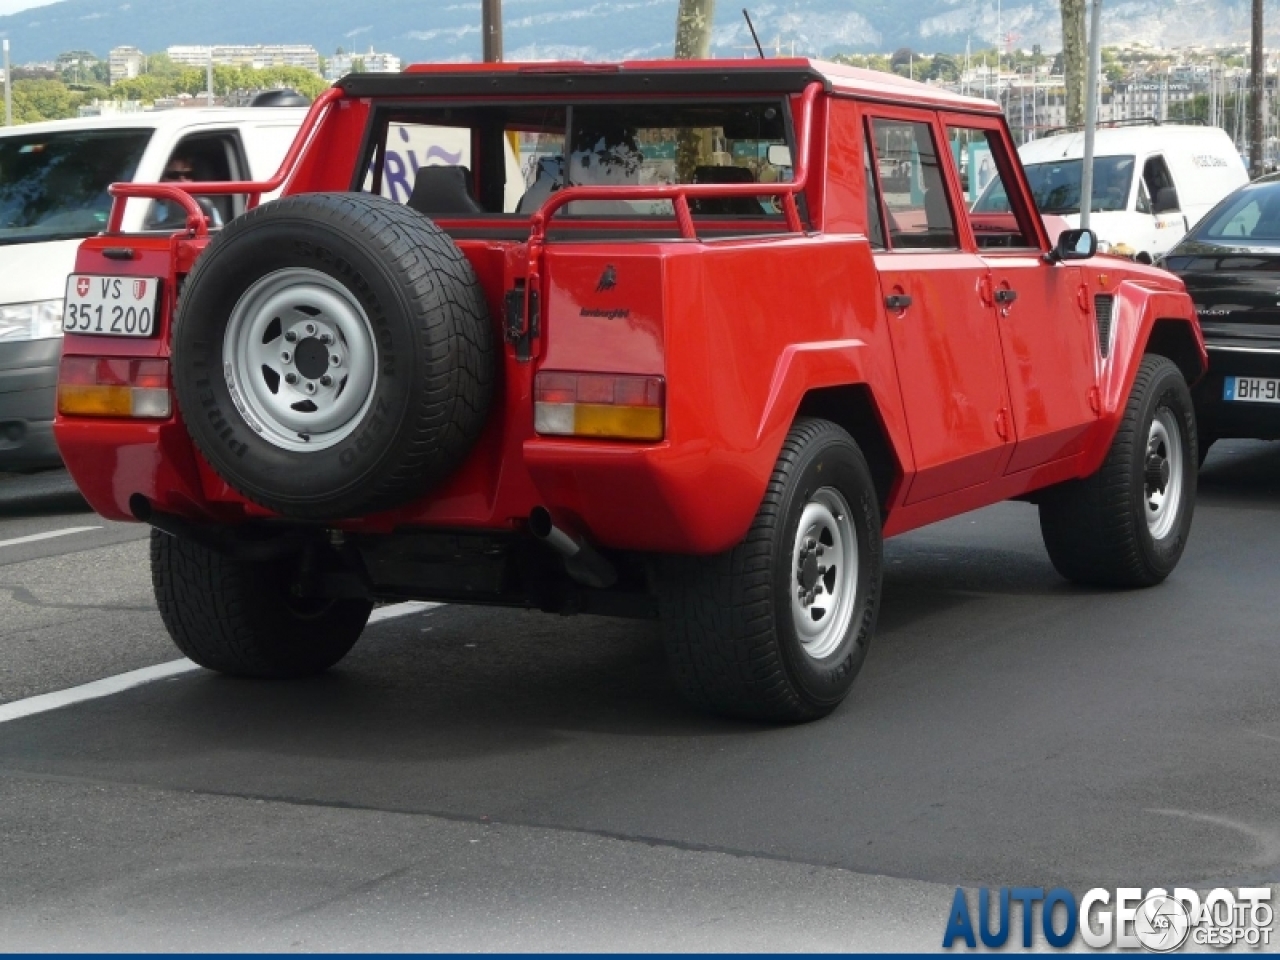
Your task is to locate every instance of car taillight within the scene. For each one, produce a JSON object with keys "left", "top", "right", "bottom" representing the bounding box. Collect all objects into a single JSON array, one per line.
[
  {"left": 57, "top": 357, "right": 171, "bottom": 419},
  {"left": 534, "top": 371, "right": 664, "bottom": 441}
]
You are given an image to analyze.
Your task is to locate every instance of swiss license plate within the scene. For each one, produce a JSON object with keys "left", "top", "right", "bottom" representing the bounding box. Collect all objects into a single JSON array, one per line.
[
  {"left": 1224, "top": 376, "right": 1280, "bottom": 403},
  {"left": 63, "top": 275, "right": 160, "bottom": 337}
]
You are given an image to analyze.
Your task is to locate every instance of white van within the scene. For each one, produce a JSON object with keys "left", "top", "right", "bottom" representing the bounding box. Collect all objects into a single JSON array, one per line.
[
  {"left": 0, "top": 107, "right": 305, "bottom": 469},
  {"left": 974, "top": 124, "right": 1248, "bottom": 263}
]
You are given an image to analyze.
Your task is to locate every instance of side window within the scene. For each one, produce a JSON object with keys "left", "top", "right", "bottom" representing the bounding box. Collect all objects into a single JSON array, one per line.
[
  {"left": 947, "top": 125, "right": 1037, "bottom": 249},
  {"left": 1136, "top": 179, "right": 1152, "bottom": 214},
  {"left": 1143, "top": 155, "right": 1180, "bottom": 213},
  {"left": 861, "top": 138, "right": 886, "bottom": 249},
  {"left": 869, "top": 117, "right": 957, "bottom": 250},
  {"left": 146, "top": 133, "right": 238, "bottom": 231}
]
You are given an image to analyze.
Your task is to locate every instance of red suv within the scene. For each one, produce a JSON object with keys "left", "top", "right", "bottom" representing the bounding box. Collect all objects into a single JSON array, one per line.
[{"left": 55, "top": 60, "right": 1205, "bottom": 722}]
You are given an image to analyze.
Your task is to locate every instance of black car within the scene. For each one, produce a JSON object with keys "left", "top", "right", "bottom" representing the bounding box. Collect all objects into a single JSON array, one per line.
[{"left": 1161, "top": 174, "right": 1280, "bottom": 462}]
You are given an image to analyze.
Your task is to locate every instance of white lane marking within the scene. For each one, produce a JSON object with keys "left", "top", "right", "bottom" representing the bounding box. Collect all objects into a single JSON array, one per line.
[
  {"left": 0, "top": 599, "right": 441, "bottom": 725},
  {"left": 370, "top": 600, "right": 440, "bottom": 623},
  {"left": 0, "top": 526, "right": 101, "bottom": 550}
]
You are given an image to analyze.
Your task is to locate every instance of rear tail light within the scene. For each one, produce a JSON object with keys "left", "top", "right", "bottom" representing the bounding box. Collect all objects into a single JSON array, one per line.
[
  {"left": 534, "top": 371, "right": 664, "bottom": 441},
  {"left": 58, "top": 357, "right": 171, "bottom": 419}
]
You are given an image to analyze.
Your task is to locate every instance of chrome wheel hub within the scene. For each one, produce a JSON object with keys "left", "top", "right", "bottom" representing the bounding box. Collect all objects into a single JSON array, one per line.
[
  {"left": 222, "top": 267, "right": 378, "bottom": 452},
  {"left": 790, "top": 487, "right": 859, "bottom": 661},
  {"left": 1145, "top": 408, "right": 1183, "bottom": 541}
]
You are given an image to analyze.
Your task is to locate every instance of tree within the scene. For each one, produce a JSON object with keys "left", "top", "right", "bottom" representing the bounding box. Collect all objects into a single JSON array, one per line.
[
  {"left": 1061, "top": 0, "right": 1087, "bottom": 126},
  {"left": 927, "top": 53, "right": 960, "bottom": 83},
  {"left": 673, "top": 0, "right": 715, "bottom": 180}
]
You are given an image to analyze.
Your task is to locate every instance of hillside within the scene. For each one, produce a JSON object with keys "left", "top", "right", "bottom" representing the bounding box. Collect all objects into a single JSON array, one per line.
[{"left": 0, "top": 0, "right": 1274, "bottom": 65}]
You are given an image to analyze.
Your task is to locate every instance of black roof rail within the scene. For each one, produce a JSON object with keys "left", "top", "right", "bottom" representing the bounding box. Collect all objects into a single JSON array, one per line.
[{"left": 1043, "top": 115, "right": 1206, "bottom": 136}]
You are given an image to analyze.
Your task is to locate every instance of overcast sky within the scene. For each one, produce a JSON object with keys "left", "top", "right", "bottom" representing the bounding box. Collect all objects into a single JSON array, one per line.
[{"left": 0, "top": 0, "right": 61, "bottom": 15}]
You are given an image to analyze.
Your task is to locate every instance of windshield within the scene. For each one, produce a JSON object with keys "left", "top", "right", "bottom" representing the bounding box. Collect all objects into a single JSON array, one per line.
[
  {"left": 973, "top": 155, "right": 1135, "bottom": 215},
  {"left": 1187, "top": 184, "right": 1280, "bottom": 249},
  {"left": 0, "top": 129, "right": 152, "bottom": 245}
]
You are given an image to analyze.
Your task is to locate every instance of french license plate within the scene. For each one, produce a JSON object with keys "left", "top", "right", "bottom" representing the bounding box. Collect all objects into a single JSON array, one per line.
[
  {"left": 1224, "top": 376, "right": 1280, "bottom": 403},
  {"left": 63, "top": 275, "right": 160, "bottom": 337}
]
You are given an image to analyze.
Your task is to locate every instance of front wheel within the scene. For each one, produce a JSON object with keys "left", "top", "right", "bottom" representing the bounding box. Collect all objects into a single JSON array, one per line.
[
  {"left": 1039, "top": 354, "right": 1197, "bottom": 587},
  {"left": 151, "top": 531, "right": 372, "bottom": 678},
  {"left": 657, "top": 418, "right": 883, "bottom": 722}
]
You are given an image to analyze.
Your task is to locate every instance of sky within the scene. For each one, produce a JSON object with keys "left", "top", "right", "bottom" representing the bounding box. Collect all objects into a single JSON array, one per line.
[{"left": 0, "top": 0, "right": 61, "bottom": 15}]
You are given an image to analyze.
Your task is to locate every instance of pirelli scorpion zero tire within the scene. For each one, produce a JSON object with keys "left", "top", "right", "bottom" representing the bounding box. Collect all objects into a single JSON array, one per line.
[
  {"left": 657, "top": 418, "right": 883, "bottom": 723},
  {"left": 151, "top": 530, "right": 372, "bottom": 678},
  {"left": 172, "top": 193, "right": 493, "bottom": 520},
  {"left": 1038, "top": 354, "right": 1197, "bottom": 588}
]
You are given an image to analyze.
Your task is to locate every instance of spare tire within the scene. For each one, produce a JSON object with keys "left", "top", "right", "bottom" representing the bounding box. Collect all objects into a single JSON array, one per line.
[{"left": 172, "top": 192, "right": 493, "bottom": 520}]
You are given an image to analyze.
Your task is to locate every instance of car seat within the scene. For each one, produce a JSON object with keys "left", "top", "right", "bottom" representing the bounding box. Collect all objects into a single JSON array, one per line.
[
  {"left": 407, "top": 165, "right": 484, "bottom": 216},
  {"left": 691, "top": 165, "right": 762, "bottom": 215}
]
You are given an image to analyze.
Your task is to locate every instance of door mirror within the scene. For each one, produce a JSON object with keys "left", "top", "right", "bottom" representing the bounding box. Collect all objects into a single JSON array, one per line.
[
  {"left": 767, "top": 144, "right": 792, "bottom": 167},
  {"left": 1047, "top": 227, "right": 1097, "bottom": 263},
  {"left": 1153, "top": 186, "right": 1179, "bottom": 214}
]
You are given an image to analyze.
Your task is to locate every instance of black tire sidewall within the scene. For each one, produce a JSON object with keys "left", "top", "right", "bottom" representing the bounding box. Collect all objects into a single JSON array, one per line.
[
  {"left": 770, "top": 431, "right": 881, "bottom": 710},
  {"left": 1131, "top": 361, "right": 1197, "bottom": 575}
]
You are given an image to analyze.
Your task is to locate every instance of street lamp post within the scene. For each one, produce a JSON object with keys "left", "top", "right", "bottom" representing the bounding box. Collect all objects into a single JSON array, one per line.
[
  {"left": 3, "top": 39, "right": 12, "bottom": 127},
  {"left": 1079, "top": 0, "right": 1102, "bottom": 230}
]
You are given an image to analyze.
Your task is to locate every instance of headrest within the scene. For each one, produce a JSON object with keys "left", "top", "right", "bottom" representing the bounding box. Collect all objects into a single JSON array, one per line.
[{"left": 407, "top": 165, "right": 484, "bottom": 215}]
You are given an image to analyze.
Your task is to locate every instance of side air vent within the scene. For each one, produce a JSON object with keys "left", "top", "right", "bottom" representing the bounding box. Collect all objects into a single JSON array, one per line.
[{"left": 1094, "top": 294, "right": 1114, "bottom": 358}]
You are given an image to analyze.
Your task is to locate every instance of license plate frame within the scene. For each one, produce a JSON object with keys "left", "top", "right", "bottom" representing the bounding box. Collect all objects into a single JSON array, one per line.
[
  {"left": 63, "top": 274, "right": 161, "bottom": 338},
  {"left": 1223, "top": 376, "right": 1280, "bottom": 404}
]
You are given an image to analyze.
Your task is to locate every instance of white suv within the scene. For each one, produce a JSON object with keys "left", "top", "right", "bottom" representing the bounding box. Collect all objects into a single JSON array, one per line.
[{"left": 0, "top": 105, "right": 305, "bottom": 469}]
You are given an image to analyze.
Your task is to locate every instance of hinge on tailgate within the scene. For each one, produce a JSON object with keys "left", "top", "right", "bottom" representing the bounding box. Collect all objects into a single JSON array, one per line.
[{"left": 504, "top": 281, "right": 539, "bottom": 363}]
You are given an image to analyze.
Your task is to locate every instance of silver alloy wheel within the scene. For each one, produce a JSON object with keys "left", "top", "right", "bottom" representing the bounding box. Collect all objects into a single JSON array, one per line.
[
  {"left": 790, "top": 486, "right": 859, "bottom": 661},
  {"left": 222, "top": 267, "right": 378, "bottom": 452},
  {"left": 1144, "top": 407, "right": 1184, "bottom": 541}
]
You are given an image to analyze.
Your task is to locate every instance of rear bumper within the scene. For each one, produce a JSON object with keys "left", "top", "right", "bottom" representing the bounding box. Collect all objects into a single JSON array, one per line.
[
  {"left": 1194, "top": 336, "right": 1280, "bottom": 440},
  {"left": 0, "top": 339, "right": 62, "bottom": 470}
]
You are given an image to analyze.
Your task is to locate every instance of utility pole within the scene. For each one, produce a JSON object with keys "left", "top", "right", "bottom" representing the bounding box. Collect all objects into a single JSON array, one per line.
[
  {"left": 1250, "top": 0, "right": 1264, "bottom": 177},
  {"left": 482, "top": 0, "right": 502, "bottom": 62},
  {"left": 206, "top": 49, "right": 214, "bottom": 107},
  {"left": 1061, "top": 0, "right": 1087, "bottom": 127},
  {"left": 674, "top": 0, "right": 715, "bottom": 60},
  {"left": 3, "top": 39, "right": 11, "bottom": 127},
  {"left": 1080, "top": 0, "right": 1102, "bottom": 230}
]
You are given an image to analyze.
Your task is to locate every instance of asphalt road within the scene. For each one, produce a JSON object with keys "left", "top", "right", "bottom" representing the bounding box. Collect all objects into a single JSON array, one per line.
[{"left": 1, "top": 445, "right": 1279, "bottom": 950}]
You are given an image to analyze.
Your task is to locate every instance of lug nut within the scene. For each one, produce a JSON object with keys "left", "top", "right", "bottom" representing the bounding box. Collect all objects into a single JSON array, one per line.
[
  {"left": 330, "top": 355, "right": 341, "bottom": 366},
  {"left": 304, "top": 323, "right": 316, "bottom": 336},
  {"left": 320, "top": 375, "right": 333, "bottom": 387},
  {"left": 285, "top": 330, "right": 298, "bottom": 343},
  {"left": 816, "top": 545, "right": 824, "bottom": 557},
  {"left": 805, "top": 537, "right": 816, "bottom": 550},
  {"left": 320, "top": 332, "right": 334, "bottom": 345},
  {"left": 281, "top": 351, "right": 292, "bottom": 363},
  {"left": 285, "top": 373, "right": 298, "bottom": 385},
  {"left": 304, "top": 381, "right": 317, "bottom": 395}
]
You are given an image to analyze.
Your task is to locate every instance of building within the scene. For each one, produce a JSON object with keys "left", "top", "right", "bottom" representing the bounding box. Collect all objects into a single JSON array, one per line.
[
  {"left": 324, "top": 47, "right": 401, "bottom": 82},
  {"left": 166, "top": 44, "right": 321, "bottom": 74},
  {"left": 108, "top": 46, "right": 145, "bottom": 84}
]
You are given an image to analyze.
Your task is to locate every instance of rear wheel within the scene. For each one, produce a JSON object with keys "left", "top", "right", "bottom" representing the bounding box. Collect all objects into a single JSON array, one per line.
[
  {"left": 151, "top": 531, "right": 371, "bottom": 678},
  {"left": 657, "top": 418, "right": 882, "bottom": 722},
  {"left": 1039, "top": 355, "right": 1196, "bottom": 587}
]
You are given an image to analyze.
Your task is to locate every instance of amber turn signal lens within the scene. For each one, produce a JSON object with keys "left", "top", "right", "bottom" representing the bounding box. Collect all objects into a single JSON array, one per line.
[
  {"left": 534, "top": 371, "right": 664, "bottom": 441},
  {"left": 58, "top": 357, "right": 171, "bottom": 419}
]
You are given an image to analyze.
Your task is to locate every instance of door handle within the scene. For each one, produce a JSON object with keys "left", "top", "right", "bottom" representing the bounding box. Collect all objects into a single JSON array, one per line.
[
  {"left": 885, "top": 294, "right": 913, "bottom": 310},
  {"left": 994, "top": 289, "right": 1018, "bottom": 304}
]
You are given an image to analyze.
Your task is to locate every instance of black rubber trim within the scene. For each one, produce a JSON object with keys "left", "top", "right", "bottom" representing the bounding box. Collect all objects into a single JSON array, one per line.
[{"left": 338, "top": 65, "right": 829, "bottom": 98}]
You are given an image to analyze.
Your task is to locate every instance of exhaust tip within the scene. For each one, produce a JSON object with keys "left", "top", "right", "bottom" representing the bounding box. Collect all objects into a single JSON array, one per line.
[
  {"left": 128, "top": 493, "right": 152, "bottom": 523},
  {"left": 528, "top": 505, "right": 554, "bottom": 539}
]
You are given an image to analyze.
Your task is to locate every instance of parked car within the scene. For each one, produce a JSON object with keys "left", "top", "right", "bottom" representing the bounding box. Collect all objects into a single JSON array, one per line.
[
  {"left": 54, "top": 60, "right": 1204, "bottom": 722},
  {"left": 0, "top": 105, "right": 306, "bottom": 471},
  {"left": 1160, "top": 173, "right": 1280, "bottom": 461},
  {"left": 974, "top": 123, "right": 1247, "bottom": 264}
]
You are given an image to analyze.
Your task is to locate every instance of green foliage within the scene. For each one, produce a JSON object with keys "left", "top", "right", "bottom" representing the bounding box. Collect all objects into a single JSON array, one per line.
[{"left": 10, "top": 78, "right": 81, "bottom": 122}]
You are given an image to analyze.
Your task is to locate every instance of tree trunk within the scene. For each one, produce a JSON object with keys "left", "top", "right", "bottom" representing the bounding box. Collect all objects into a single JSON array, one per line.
[
  {"left": 1061, "top": 0, "right": 1087, "bottom": 128},
  {"left": 674, "top": 0, "right": 717, "bottom": 180}
]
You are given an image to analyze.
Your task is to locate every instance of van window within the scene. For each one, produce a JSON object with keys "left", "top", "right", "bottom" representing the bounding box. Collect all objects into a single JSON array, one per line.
[
  {"left": 1143, "top": 155, "right": 1180, "bottom": 213},
  {"left": 980, "top": 156, "right": 1135, "bottom": 216},
  {"left": 0, "top": 128, "right": 151, "bottom": 245},
  {"left": 868, "top": 117, "right": 958, "bottom": 249}
]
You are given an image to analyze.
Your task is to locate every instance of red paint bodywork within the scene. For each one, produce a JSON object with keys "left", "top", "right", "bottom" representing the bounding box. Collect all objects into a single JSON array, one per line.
[{"left": 56, "top": 59, "right": 1205, "bottom": 557}]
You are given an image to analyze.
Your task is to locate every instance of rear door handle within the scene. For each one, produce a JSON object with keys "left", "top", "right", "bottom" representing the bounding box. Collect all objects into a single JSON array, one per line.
[
  {"left": 994, "top": 289, "right": 1018, "bottom": 304},
  {"left": 885, "top": 294, "right": 913, "bottom": 310}
]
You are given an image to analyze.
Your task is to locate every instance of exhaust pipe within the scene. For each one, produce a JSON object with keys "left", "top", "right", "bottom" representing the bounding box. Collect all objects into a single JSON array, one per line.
[{"left": 529, "top": 506, "right": 618, "bottom": 589}]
